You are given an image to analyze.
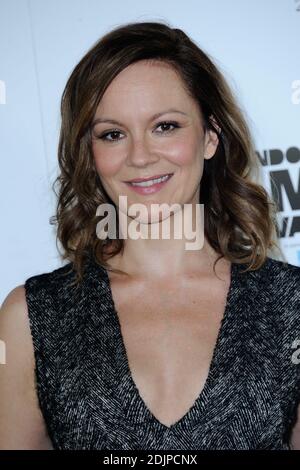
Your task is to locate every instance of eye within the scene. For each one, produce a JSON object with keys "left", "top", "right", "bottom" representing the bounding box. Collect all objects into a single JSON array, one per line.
[
  {"left": 98, "top": 129, "right": 124, "bottom": 142},
  {"left": 155, "top": 121, "right": 180, "bottom": 134}
]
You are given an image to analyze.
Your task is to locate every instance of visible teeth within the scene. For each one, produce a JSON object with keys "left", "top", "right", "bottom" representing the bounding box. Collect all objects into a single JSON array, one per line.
[{"left": 130, "top": 174, "right": 170, "bottom": 187}]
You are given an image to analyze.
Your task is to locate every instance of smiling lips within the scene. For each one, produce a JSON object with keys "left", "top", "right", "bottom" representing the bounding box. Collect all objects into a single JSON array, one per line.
[
  {"left": 124, "top": 173, "right": 173, "bottom": 183},
  {"left": 124, "top": 173, "right": 174, "bottom": 195}
]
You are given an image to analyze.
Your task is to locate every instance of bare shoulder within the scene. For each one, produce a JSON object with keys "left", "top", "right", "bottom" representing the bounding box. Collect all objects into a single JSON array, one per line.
[
  {"left": 1, "top": 284, "right": 27, "bottom": 310},
  {"left": 0, "top": 285, "right": 54, "bottom": 449},
  {"left": 0, "top": 285, "right": 31, "bottom": 360},
  {"left": 0, "top": 285, "right": 33, "bottom": 370}
]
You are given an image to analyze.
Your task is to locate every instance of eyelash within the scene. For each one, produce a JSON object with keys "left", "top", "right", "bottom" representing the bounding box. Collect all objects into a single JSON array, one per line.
[{"left": 97, "top": 121, "right": 180, "bottom": 142}]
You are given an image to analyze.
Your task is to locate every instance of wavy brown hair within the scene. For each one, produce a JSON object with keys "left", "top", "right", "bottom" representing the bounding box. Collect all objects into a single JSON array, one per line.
[{"left": 50, "top": 20, "right": 284, "bottom": 286}]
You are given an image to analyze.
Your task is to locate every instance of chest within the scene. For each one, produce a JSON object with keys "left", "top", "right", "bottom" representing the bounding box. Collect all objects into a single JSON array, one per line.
[{"left": 108, "top": 275, "right": 230, "bottom": 426}]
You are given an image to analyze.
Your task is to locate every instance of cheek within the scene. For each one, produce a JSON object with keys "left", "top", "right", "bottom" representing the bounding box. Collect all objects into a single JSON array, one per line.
[
  {"left": 92, "top": 145, "right": 123, "bottom": 177},
  {"left": 165, "top": 136, "right": 202, "bottom": 166}
]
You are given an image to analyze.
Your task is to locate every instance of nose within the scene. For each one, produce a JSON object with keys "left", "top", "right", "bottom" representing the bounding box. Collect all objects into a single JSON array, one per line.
[{"left": 126, "top": 135, "right": 159, "bottom": 167}]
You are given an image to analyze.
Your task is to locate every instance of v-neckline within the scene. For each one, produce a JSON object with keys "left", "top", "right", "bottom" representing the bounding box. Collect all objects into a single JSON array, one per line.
[{"left": 97, "top": 259, "right": 239, "bottom": 433}]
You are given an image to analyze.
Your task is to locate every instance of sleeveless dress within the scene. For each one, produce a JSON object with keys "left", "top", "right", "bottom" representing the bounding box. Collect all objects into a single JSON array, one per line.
[{"left": 24, "top": 255, "right": 300, "bottom": 450}]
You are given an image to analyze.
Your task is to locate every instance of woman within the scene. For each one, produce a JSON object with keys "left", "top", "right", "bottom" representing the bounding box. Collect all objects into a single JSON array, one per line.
[{"left": 1, "top": 21, "right": 300, "bottom": 450}]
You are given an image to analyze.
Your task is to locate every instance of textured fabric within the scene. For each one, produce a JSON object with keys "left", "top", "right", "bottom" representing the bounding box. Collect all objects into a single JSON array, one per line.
[{"left": 24, "top": 255, "right": 300, "bottom": 450}]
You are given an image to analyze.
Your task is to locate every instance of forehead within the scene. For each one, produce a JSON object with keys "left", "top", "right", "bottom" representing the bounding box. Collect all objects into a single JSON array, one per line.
[{"left": 97, "top": 60, "right": 195, "bottom": 110}]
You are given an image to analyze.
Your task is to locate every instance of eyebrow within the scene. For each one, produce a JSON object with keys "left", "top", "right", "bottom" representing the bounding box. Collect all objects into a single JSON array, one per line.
[{"left": 91, "top": 108, "right": 188, "bottom": 128}]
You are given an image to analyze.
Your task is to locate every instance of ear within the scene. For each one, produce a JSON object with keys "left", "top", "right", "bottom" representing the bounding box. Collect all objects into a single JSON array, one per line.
[{"left": 203, "top": 115, "right": 222, "bottom": 160}]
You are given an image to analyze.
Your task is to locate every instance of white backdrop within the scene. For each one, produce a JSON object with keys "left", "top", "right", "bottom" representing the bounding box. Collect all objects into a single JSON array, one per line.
[{"left": 0, "top": 0, "right": 299, "bottom": 303}]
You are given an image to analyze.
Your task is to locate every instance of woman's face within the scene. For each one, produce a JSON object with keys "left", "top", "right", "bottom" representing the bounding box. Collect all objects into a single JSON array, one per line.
[{"left": 91, "top": 59, "right": 219, "bottom": 224}]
